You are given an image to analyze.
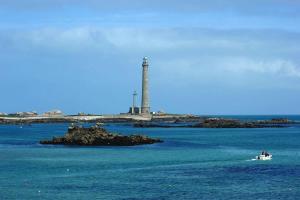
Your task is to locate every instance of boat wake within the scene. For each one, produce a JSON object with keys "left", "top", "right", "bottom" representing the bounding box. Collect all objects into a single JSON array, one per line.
[{"left": 246, "top": 159, "right": 257, "bottom": 161}]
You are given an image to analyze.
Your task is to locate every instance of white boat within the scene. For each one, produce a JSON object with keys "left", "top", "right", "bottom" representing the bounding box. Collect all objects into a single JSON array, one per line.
[{"left": 256, "top": 151, "right": 272, "bottom": 160}]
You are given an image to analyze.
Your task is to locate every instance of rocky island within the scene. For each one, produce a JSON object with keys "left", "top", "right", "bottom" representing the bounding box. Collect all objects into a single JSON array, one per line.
[
  {"left": 40, "top": 124, "right": 162, "bottom": 146},
  {"left": 197, "top": 118, "right": 286, "bottom": 128},
  {"left": 134, "top": 118, "right": 294, "bottom": 128}
]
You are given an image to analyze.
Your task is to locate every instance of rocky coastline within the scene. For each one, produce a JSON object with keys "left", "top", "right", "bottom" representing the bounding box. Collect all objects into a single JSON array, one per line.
[
  {"left": 0, "top": 116, "right": 139, "bottom": 125},
  {"left": 1, "top": 114, "right": 297, "bottom": 129},
  {"left": 198, "top": 118, "right": 287, "bottom": 128},
  {"left": 40, "top": 125, "right": 162, "bottom": 146},
  {"left": 134, "top": 118, "right": 294, "bottom": 128},
  {"left": 0, "top": 114, "right": 203, "bottom": 125}
]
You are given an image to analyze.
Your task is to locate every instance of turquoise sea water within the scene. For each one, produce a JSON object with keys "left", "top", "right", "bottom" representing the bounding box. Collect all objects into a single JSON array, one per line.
[{"left": 0, "top": 116, "right": 300, "bottom": 200}]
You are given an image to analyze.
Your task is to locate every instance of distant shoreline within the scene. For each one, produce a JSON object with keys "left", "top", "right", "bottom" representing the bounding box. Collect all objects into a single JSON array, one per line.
[
  {"left": 0, "top": 114, "right": 201, "bottom": 125},
  {"left": 0, "top": 114, "right": 299, "bottom": 128}
]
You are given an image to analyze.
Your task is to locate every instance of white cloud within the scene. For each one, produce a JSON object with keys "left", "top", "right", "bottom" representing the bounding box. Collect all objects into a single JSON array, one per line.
[
  {"left": 1, "top": 26, "right": 300, "bottom": 85},
  {"left": 221, "top": 58, "right": 300, "bottom": 78}
]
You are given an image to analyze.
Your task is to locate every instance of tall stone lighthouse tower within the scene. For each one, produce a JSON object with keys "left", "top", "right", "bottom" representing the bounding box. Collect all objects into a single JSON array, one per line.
[{"left": 141, "top": 57, "right": 150, "bottom": 114}]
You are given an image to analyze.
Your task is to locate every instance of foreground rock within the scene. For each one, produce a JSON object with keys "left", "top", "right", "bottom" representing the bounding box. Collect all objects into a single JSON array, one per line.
[{"left": 40, "top": 125, "right": 162, "bottom": 146}]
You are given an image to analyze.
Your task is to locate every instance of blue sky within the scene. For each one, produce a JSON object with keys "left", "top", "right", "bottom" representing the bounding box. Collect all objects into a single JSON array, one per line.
[{"left": 0, "top": 0, "right": 300, "bottom": 115}]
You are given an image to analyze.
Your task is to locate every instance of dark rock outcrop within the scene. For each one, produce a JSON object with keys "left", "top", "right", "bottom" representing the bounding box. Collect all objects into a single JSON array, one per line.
[
  {"left": 193, "top": 118, "right": 287, "bottom": 128},
  {"left": 256, "top": 118, "right": 294, "bottom": 124},
  {"left": 133, "top": 118, "right": 290, "bottom": 128},
  {"left": 134, "top": 122, "right": 190, "bottom": 128},
  {"left": 196, "top": 118, "right": 261, "bottom": 128},
  {"left": 151, "top": 115, "right": 204, "bottom": 123},
  {"left": 40, "top": 125, "right": 162, "bottom": 146}
]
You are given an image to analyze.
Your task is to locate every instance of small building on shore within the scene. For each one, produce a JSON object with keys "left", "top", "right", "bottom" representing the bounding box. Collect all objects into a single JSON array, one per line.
[
  {"left": 128, "top": 90, "right": 141, "bottom": 115},
  {"left": 129, "top": 107, "right": 141, "bottom": 115},
  {"left": 0, "top": 112, "right": 8, "bottom": 116},
  {"left": 13, "top": 111, "right": 38, "bottom": 117},
  {"left": 153, "top": 110, "right": 166, "bottom": 116},
  {"left": 43, "top": 109, "right": 64, "bottom": 117}
]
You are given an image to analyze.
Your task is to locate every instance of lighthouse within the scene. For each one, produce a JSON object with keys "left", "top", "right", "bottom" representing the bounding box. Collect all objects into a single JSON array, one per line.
[{"left": 141, "top": 57, "right": 150, "bottom": 114}]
